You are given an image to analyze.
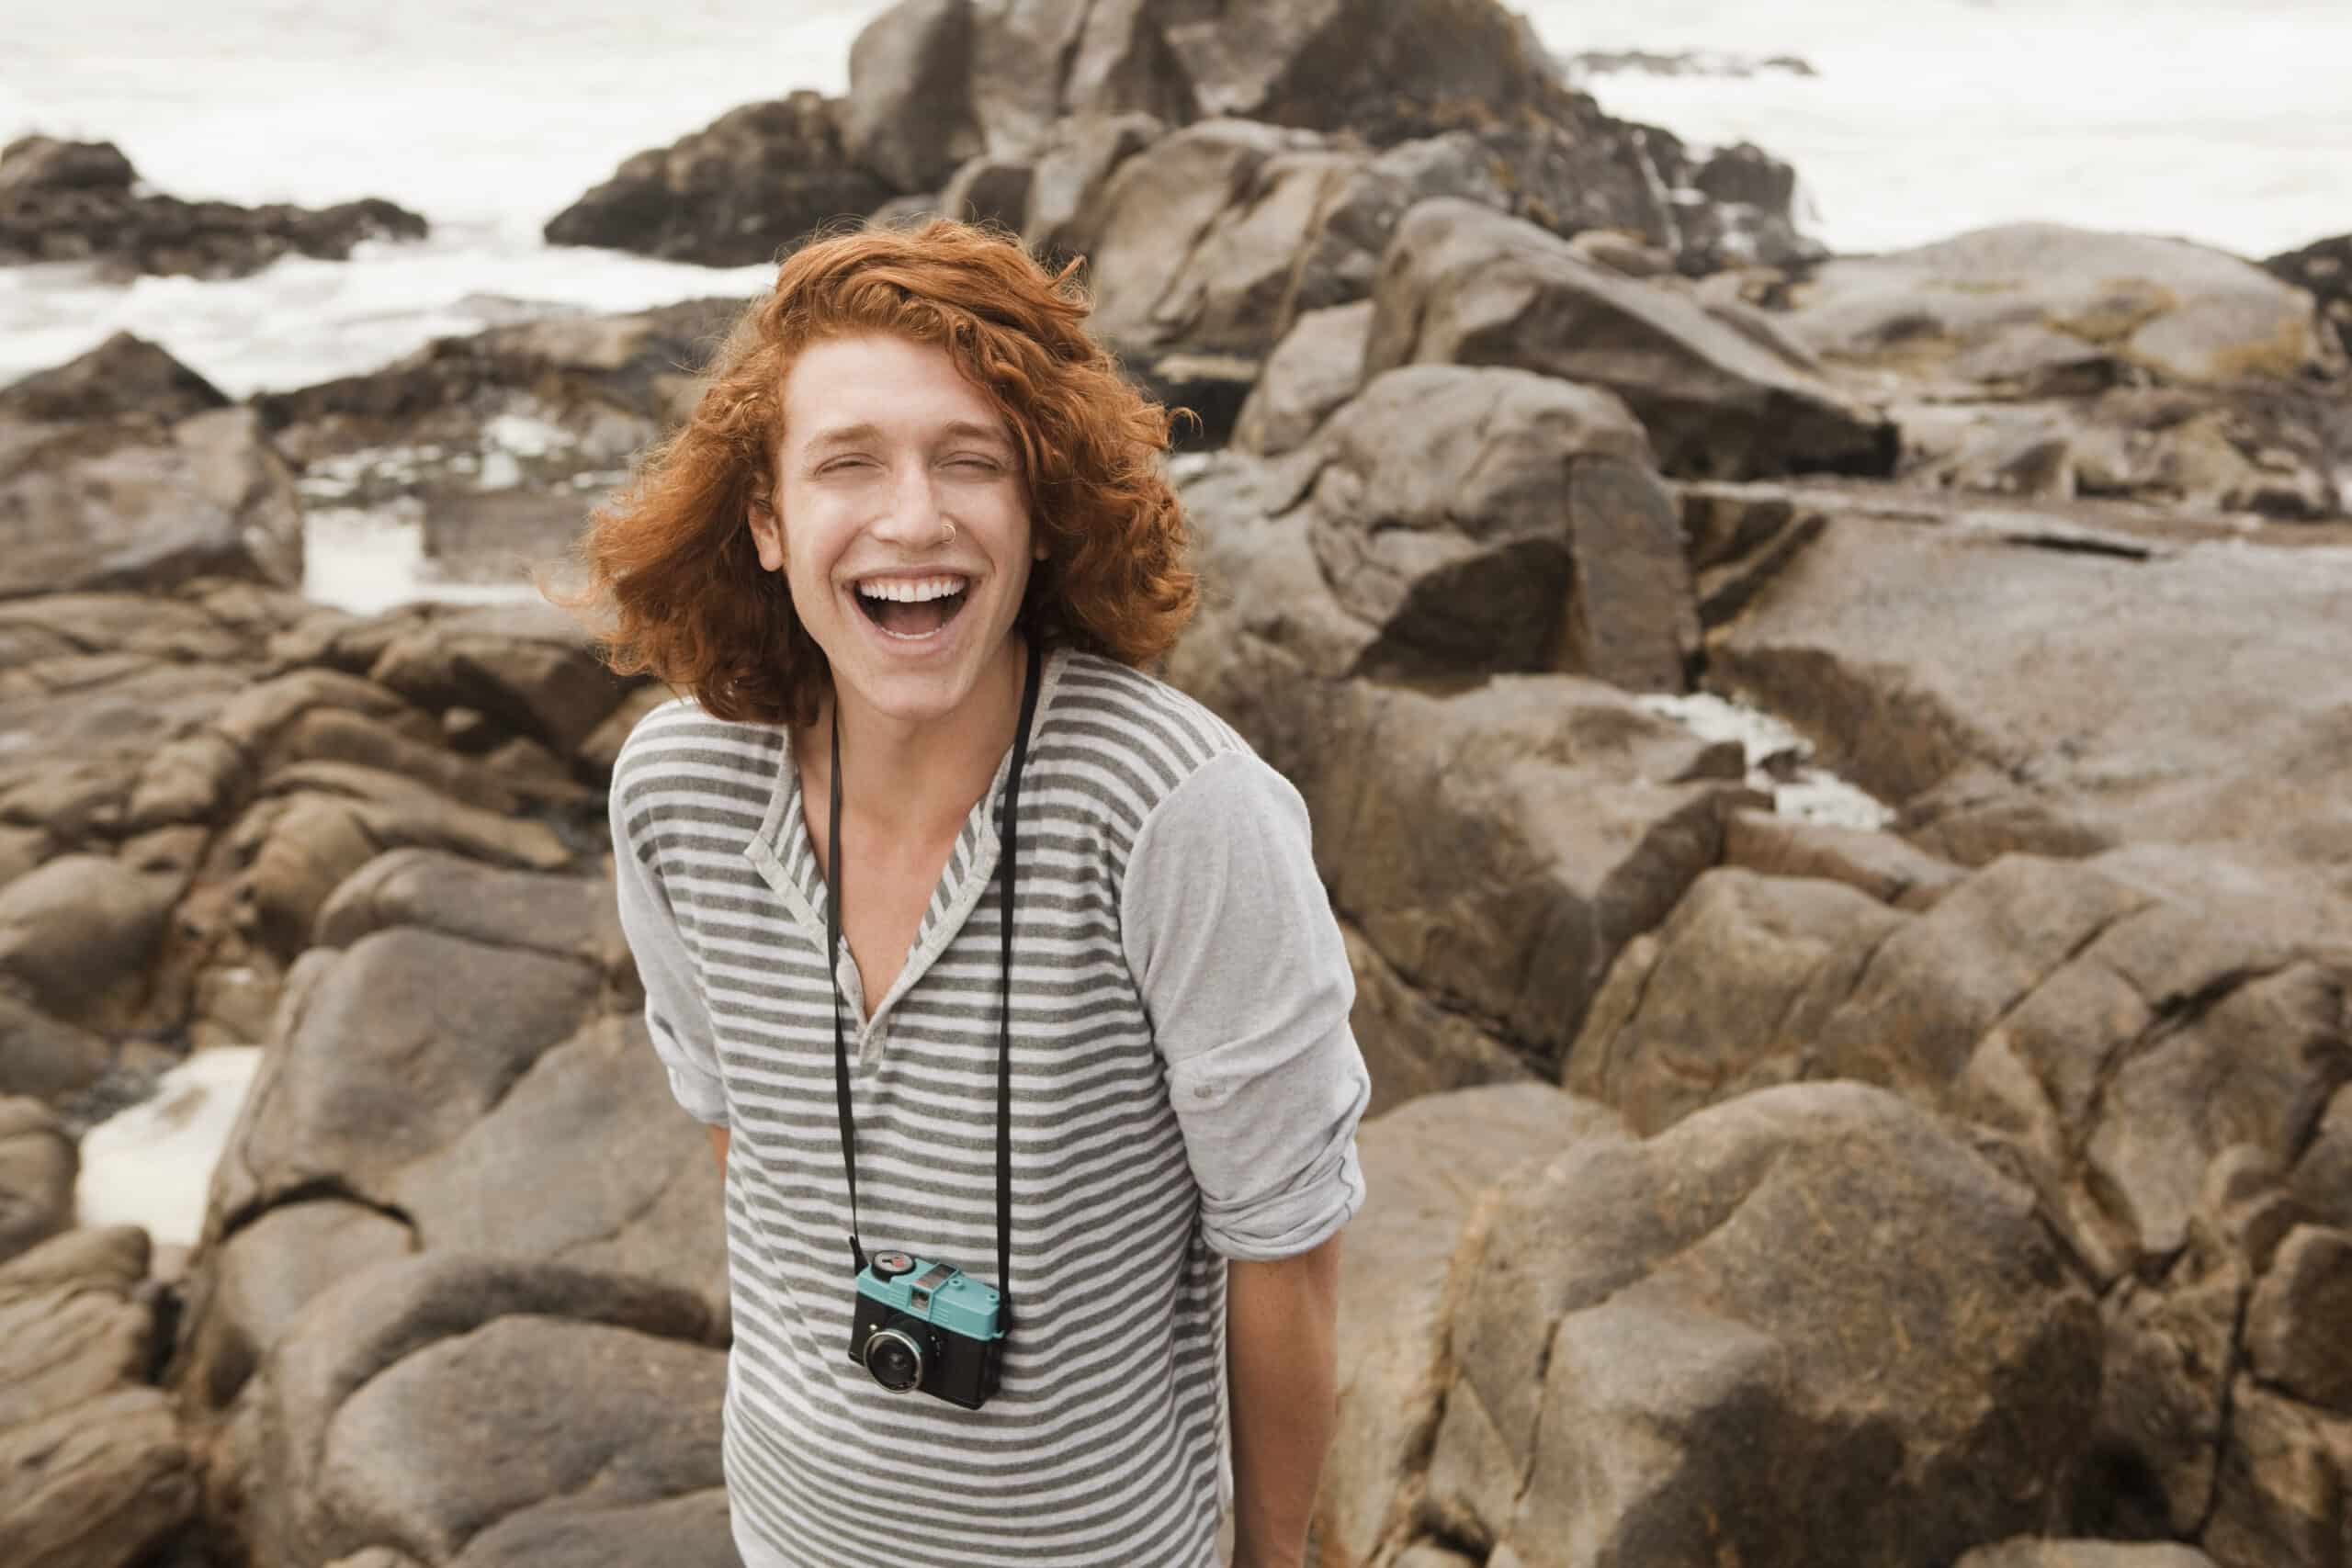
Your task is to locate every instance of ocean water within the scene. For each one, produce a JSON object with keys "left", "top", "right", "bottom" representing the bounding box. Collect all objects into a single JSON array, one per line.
[{"left": 5, "top": 0, "right": 2346, "bottom": 402}]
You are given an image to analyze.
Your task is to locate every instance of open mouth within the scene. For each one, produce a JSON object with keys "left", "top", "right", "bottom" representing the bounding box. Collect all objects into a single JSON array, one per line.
[{"left": 854, "top": 575, "right": 969, "bottom": 640}]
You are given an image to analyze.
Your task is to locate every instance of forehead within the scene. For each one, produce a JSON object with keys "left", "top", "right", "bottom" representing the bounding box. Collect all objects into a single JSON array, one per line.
[{"left": 779, "top": 333, "right": 1011, "bottom": 448}]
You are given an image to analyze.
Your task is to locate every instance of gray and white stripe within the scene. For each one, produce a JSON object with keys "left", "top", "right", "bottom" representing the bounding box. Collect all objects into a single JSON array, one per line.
[{"left": 612, "top": 652, "right": 1259, "bottom": 1567}]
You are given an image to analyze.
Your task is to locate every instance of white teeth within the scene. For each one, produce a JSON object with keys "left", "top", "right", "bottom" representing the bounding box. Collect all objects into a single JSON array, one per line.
[{"left": 855, "top": 576, "right": 967, "bottom": 604}]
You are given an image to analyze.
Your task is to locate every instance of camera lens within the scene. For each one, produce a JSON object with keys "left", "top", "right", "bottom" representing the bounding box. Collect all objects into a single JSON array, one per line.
[{"left": 865, "top": 1327, "right": 925, "bottom": 1393}]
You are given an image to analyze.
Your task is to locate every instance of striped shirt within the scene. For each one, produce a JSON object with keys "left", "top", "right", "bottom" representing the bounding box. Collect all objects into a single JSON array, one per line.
[{"left": 608, "top": 649, "right": 1370, "bottom": 1567}]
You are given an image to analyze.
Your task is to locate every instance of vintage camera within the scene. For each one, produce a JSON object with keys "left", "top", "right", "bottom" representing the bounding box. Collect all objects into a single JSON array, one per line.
[{"left": 848, "top": 1251, "right": 1006, "bottom": 1410}]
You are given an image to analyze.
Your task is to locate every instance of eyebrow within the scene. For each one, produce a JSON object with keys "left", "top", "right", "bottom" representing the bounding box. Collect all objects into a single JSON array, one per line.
[{"left": 798, "top": 419, "right": 1012, "bottom": 455}]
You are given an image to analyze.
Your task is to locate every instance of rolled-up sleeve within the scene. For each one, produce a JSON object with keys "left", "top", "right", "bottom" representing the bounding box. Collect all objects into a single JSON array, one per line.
[
  {"left": 611, "top": 774, "right": 729, "bottom": 1127},
  {"left": 1122, "top": 749, "right": 1370, "bottom": 1260}
]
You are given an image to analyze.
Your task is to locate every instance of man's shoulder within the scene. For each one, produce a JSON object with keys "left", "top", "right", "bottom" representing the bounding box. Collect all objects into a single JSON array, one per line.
[
  {"left": 1049, "top": 652, "right": 1253, "bottom": 803},
  {"left": 609, "top": 694, "right": 788, "bottom": 812}
]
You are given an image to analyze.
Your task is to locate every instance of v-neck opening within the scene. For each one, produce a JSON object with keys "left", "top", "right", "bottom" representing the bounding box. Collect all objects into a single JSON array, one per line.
[{"left": 741, "top": 649, "right": 1067, "bottom": 1057}]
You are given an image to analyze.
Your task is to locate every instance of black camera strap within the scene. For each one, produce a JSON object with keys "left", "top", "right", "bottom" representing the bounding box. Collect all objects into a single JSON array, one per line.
[{"left": 827, "top": 639, "right": 1042, "bottom": 1315}]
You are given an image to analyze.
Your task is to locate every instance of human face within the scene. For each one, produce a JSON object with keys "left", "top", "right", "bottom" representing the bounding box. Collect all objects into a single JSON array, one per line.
[{"left": 751, "top": 333, "right": 1040, "bottom": 732}]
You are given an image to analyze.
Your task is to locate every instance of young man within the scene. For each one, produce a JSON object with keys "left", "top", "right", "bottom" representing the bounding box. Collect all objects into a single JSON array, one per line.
[{"left": 584, "top": 220, "right": 1369, "bottom": 1567}]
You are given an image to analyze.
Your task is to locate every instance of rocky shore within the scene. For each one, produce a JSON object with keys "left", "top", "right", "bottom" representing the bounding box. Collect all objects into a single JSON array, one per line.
[
  {"left": 3, "top": 1, "right": 2349, "bottom": 1565},
  {"left": 0, "top": 135, "right": 427, "bottom": 282}
]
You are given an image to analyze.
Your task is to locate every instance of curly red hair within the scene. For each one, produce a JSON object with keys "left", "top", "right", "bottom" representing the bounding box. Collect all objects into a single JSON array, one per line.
[{"left": 568, "top": 220, "right": 1197, "bottom": 727}]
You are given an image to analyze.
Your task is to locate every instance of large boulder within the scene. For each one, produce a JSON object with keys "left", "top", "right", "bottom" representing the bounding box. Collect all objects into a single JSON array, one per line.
[
  {"left": 0, "top": 854, "right": 176, "bottom": 1027},
  {"left": 181, "top": 857, "right": 725, "bottom": 1413},
  {"left": 1316, "top": 1084, "right": 1628, "bottom": 1566},
  {"left": 956, "top": 0, "right": 1566, "bottom": 154},
  {"left": 1423, "top": 1082, "right": 2102, "bottom": 1568},
  {"left": 1745, "top": 223, "right": 2352, "bottom": 518},
  {"left": 1784, "top": 223, "right": 2341, "bottom": 389},
  {"left": 542, "top": 93, "right": 894, "bottom": 265},
  {"left": 1365, "top": 198, "right": 1893, "bottom": 479},
  {"left": 0, "top": 400, "right": 304, "bottom": 596},
  {"left": 0, "top": 332, "right": 230, "bottom": 425},
  {"left": 0, "top": 133, "right": 424, "bottom": 279},
  {"left": 1701, "top": 491, "right": 2352, "bottom": 880},
  {"left": 0, "top": 1226, "right": 197, "bottom": 1568},
  {"left": 216, "top": 1252, "right": 723, "bottom": 1568},
  {"left": 842, "top": 0, "right": 984, "bottom": 192}
]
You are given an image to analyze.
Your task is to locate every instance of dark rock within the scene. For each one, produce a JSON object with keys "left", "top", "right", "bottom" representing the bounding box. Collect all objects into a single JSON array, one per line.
[
  {"left": 2267, "top": 231, "right": 2352, "bottom": 359},
  {"left": 1300, "top": 365, "right": 1697, "bottom": 688},
  {"left": 0, "top": 333, "right": 229, "bottom": 425},
  {"left": 843, "top": 0, "right": 983, "bottom": 192},
  {"left": 2247, "top": 1225, "right": 2352, "bottom": 1414},
  {"left": 0, "top": 135, "right": 424, "bottom": 280},
  {"left": 543, "top": 92, "right": 895, "bottom": 265},
  {"left": 0, "top": 1098, "right": 76, "bottom": 1265},
  {"left": 1366, "top": 197, "right": 1892, "bottom": 479}
]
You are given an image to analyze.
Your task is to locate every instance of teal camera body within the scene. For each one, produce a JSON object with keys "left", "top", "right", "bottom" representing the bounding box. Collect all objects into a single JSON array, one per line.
[{"left": 848, "top": 1251, "right": 1006, "bottom": 1410}]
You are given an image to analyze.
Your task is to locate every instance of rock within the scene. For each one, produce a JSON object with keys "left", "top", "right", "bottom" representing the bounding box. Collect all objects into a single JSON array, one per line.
[
  {"left": 1067, "top": 118, "right": 1332, "bottom": 355},
  {"left": 0, "top": 404, "right": 304, "bottom": 594},
  {"left": 0, "top": 1098, "right": 76, "bottom": 1266},
  {"left": 2267, "top": 231, "right": 2352, "bottom": 358},
  {"left": 1343, "top": 925, "right": 1535, "bottom": 1117},
  {"left": 1721, "top": 807, "right": 1965, "bottom": 910},
  {"left": 0, "top": 1224, "right": 151, "bottom": 1429},
  {"left": 1231, "top": 299, "right": 1374, "bottom": 456},
  {"left": 0, "top": 854, "right": 175, "bottom": 1027},
  {"left": 365, "top": 603, "right": 632, "bottom": 757},
  {"left": 843, "top": 0, "right": 983, "bottom": 192},
  {"left": 1430, "top": 1082, "right": 2100, "bottom": 1568},
  {"left": 1316, "top": 1084, "right": 1628, "bottom": 1566},
  {"left": 1017, "top": 111, "right": 1163, "bottom": 256},
  {"left": 1955, "top": 1543, "right": 2218, "bottom": 1568},
  {"left": 1301, "top": 365, "right": 1697, "bottom": 688},
  {"left": 311, "top": 851, "right": 622, "bottom": 968},
  {"left": 0, "top": 1225, "right": 194, "bottom": 1568},
  {"left": 2247, "top": 1225, "right": 2352, "bottom": 1415},
  {"left": 181, "top": 1199, "right": 415, "bottom": 1410},
  {"left": 2296, "top": 1087, "right": 2352, "bottom": 1232},
  {"left": 443, "top": 1490, "right": 734, "bottom": 1568},
  {"left": 0, "top": 333, "right": 230, "bottom": 424},
  {"left": 221, "top": 1252, "right": 717, "bottom": 1568},
  {"left": 1704, "top": 499, "right": 2352, "bottom": 880},
  {"left": 935, "top": 152, "right": 1034, "bottom": 232},
  {"left": 542, "top": 93, "right": 894, "bottom": 265},
  {"left": 1168, "top": 595, "right": 1750, "bottom": 1062},
  {"left": 0, "top": 993, "right": 113, "bottom": 1105},
  {"left": 1565, "top": 868, "right": 1906, "bottom": 1134},
  {"left": 966, "top": 0, "right": 1566, "bottom": 153},
  {"left": 2202, "top": 1380, "right": 2352, "bottom": 1568},
  {"left": 1783, "top": 222, "right": 2341, "bottom": 389},
  {"left": 1365, "top": 198, "right": 1893, "bottom": 479},
  {"left": 205, "top": 927, "right": 603, "bottom": 1225},
  {"left": 0, "top": 133, "right": 424, "bottom": 280},
  {"left": 0, "top": 1387, "right": 198, "bottom": 1568}
]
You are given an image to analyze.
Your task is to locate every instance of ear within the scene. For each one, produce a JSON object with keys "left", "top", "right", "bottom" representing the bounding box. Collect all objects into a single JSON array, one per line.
[{"left": 747, "top": 489, "right": 786, "bottom": 573}]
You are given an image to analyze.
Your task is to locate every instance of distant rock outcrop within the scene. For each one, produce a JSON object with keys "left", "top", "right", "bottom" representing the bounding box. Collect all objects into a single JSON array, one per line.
[{"left": 0, "top": 134, "right": 426, "bottom": 280}]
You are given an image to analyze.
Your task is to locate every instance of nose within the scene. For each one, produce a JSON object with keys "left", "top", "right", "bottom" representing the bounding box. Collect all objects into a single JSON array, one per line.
[{"left": 869, "top": 458, "right": 948, "bottom": 548}]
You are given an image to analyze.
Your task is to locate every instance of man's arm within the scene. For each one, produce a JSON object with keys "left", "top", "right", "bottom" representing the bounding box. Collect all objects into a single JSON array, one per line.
[
  {"left": 709, "top": 1125, "right": 729, "bottom": 1178},
  {"left": 1227, "top": 1231, "right": 1344, "bottom": 1568}
]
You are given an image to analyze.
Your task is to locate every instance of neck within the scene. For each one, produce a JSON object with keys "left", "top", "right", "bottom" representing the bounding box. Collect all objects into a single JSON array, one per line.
[{"left": 808, "top": 636, "right": 1031, "bottom": 841}]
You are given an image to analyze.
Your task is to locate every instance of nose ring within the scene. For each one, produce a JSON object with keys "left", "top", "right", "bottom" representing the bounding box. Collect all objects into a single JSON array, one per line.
[{"left": 939, "top": 521, "right": 956, "bottom": 547}]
